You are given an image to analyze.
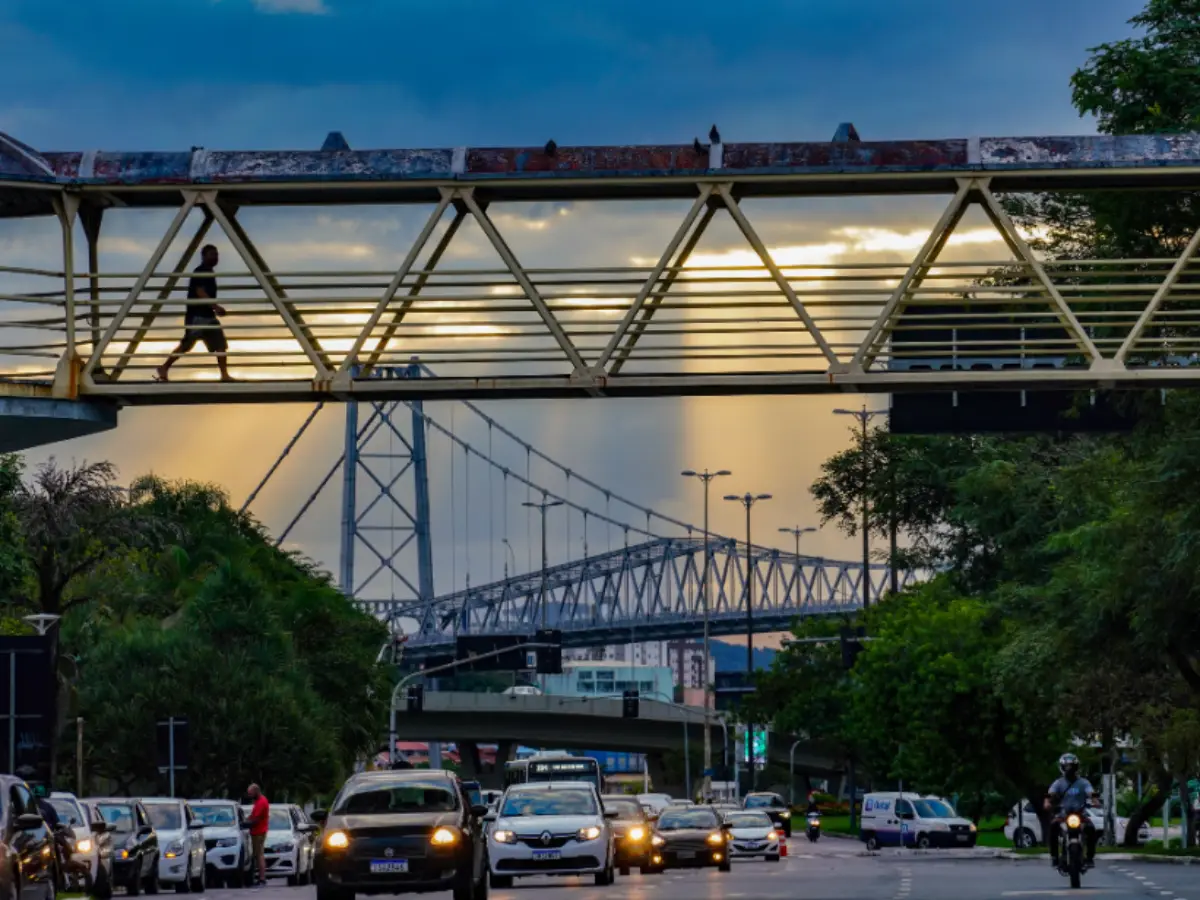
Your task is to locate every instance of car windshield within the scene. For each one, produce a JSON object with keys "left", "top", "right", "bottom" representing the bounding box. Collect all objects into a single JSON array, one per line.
[
  {"left": 658, "top": 809, "right": 719, "bottom": 830},
  {"left": 913, "top": 799, "right": 955, "bottom": 818},
  {"left": 96, "top": 804, "right": 136, "bottom": 833},
  {"left": 333, "top": 780, "right": 458, "bottom": 815},
  {"left": 602, "top": 799, "right": 643, "bottom": 819},
  {"left": 191, "top": 804, "right": 237, "bottom": 827},
  {"left": 144, "top": 804, "right": 182, "bottom": 831},
  {"left": 268, "top": 809, "right": 293, "bottom": 830},
  {"left": 47, "top": 799, "right": 85, "bottom": 826},
  {"left": 744, "top": 795, "right": 783, "bottom": 809},
  {"left": 726, "top": 812, "right": 772, "bottom": 828},
  {"left": 501, "top": 791, "right": 597, "bottom": 817}
]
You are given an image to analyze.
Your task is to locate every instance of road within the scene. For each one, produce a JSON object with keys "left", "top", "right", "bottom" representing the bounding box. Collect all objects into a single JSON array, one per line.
[{"left": 188, "top": 840, "right": 1197, "bottom": 900}]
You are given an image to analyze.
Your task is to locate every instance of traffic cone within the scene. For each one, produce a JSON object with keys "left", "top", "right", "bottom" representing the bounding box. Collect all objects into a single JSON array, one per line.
[{"left": 780, "top": 837, "right": 788, "bottom": 858}]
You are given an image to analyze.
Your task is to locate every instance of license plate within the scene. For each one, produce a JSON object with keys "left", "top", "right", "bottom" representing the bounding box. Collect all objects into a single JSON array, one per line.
[
  {"left": 369, "top": 860, "right": 409, "bottom": 874},
  {"left": 678, "top": 851, "right": 695, "bottom": 860},
  {"left": 956, "top": 834, "right": 969, "bottom": 842},
  {"left": 531, "top": 850, "right": 561, "bottom": 861}
]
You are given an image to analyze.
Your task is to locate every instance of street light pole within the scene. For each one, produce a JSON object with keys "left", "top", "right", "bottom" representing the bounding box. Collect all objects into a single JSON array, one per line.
[
  {"left": 833, "top": 405, "right": 889, "bottom": 609},
  {"left": 522, "top": 499, "right": 564, "bottom": 631},
  {"left": 682, "top": 467, "right": 731, "bottom": 802},
  {"left": 725, "top": 490, "right": 772, "bottom": 792},
  {"left": 778, "top": 525, "right": 817, "bottom": 559}
]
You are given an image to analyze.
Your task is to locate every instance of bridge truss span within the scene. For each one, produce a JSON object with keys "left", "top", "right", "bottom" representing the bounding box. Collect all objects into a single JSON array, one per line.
[
  {"left": 3, "top": 130, "right": 1200, "bottom": 402},
  {"left": 394, "top": 536, "right": 916, "bottom": 658}
]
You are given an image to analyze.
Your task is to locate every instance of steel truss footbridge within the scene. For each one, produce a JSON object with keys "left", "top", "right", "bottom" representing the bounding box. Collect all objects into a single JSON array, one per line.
[{"left": 3, "top": 127, "right": 1200, "bottom": 421}]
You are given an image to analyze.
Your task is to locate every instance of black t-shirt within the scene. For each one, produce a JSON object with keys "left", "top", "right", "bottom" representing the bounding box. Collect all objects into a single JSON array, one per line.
[{"left": 186, "top": 263, "right": 218, "bottom": 324}]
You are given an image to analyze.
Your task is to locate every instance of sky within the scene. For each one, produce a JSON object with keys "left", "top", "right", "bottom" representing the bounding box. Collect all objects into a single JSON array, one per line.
[{"left": 0, "top": 0, "right": 1148, "bottom": 623}]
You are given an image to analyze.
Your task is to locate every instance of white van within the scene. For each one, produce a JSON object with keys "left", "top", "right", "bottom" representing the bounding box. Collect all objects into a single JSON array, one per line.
[{"left": 859, "top": 792, "right": 977, "bottom": 850}]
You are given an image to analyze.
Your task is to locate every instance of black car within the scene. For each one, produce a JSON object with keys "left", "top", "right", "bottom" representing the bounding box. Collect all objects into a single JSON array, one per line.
[
  {"left": 0, "top": 775, "right": 58, "bottom": 900},
  {"left": 312, "top": 769, "right": 489, "bottom": 900},
  {"left": 645, "top": 805, "right": 731, "bottom": 873},
  {"left": 599, "top": 796, "right": 650, "bottom": 875},
  {"left": 89, "top": 799, "right": 159, "bottom": 895},
  {"left": 743, "top": 792, "right": 793, "bottom": 836}
]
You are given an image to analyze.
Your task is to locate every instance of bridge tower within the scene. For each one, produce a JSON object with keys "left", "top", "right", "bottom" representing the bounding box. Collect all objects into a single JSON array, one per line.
[{"left": 339, "top": 363, "right": 435, "bottom": 612}]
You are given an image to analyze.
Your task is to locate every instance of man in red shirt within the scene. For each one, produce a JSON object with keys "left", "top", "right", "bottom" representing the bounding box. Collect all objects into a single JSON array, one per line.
[{"left": 245, "top": 784, "right": 270, "bottom": 887}]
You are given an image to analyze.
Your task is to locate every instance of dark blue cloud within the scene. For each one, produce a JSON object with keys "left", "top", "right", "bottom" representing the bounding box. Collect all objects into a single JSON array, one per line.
[{"left": 3, "top": 0, "right": 1145, "bottom": 151}]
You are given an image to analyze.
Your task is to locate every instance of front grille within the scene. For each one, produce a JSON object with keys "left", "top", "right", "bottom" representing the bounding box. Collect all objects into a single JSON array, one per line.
[
  {"left": 949, "top": 825, "right": 972, "bottom": 834},
  {"left": 347, "top": 835, "right": 428, "bottom": 861},
  {"left": 497, "top": 856, "right": 599, "bottom": 872},
  {"left": 516, "top": 835, "right": 573, "bottom": 849}
]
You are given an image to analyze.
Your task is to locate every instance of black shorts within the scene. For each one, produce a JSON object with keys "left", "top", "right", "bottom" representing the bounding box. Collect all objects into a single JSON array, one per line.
[{"left": 179, "top": 318, "right": 228, "bottom": 354}]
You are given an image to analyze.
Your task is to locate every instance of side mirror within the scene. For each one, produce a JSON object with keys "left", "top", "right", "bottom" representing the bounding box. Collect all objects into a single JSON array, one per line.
[
  {"left": 482, "top": 813, "right": 497, "bottom": 823},
  {"left": 188, "top": 821, "right": 205, "bottom": 830},
  {"left": 470, "top": 805, "right": 490, "bottom": 818},
  {"left": 16, "top": 814, "right": 43, "bottom": 831},
  {"left": 310, "top": 810, "right": 328, "bottom": 824},
  {"left": 603, "top": 810, "right": 619, "bottom": 819},
  {"left": 137, "top": 825, "right": 154, "bottom": 837},
  {"left": 898, "top": 812, "right": 914, "bottom": 821},
  {"left": 90, "top": 821, "right": 109, "bottom": 834}
]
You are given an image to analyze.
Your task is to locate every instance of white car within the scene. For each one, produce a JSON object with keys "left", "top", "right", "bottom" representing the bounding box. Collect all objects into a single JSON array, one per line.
[
  {"left": 48, "top": 793, "right": 114, "bottom": 896},
  {"left": 141, "top": 799, "right": 206, "bottom": 892},
  {"left": 722, "top": 810, "right": 781, "bottom": 862},
  {"left": 1005, "top": 801, "right": 1151, "bottom": 848},
  {"left": 261, "top": 804, "right": 316, "bottom": 885},
  {"left": 487, "top": 783, "right": 616, "bottom": 888},
  {"left": 190, "top": 800, "right": 251, "bottom": 887}
]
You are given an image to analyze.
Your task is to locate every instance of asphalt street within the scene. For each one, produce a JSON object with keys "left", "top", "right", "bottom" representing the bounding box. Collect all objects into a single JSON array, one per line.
[{"left": 183, "top": 840, "right": 1197, "bottom": 900}]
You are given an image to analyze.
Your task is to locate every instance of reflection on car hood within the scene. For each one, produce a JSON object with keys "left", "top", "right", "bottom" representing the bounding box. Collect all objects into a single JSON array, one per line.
[
  {"left": 155, "top": 828, "right": 185, "bottom": 842},
  {"left": 656, "top": 828, "right": 714, "bottom": 841},
  {"left": 333, "top": 812, "right": 458, "bottom": 832},
  {"left": 201, "top": 826, "right": 241, "bottom": 838},
  {"left": 495, "top": 815, "right": 600, "bottom": 834}
]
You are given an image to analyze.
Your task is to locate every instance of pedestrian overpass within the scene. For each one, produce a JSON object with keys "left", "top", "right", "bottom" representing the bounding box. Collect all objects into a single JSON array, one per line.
[{"left": 4, "top": 127, "right": 1200, "bottom": 442}]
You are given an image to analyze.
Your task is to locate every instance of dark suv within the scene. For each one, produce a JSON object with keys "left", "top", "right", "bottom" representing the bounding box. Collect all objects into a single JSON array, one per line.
[
  {"left": 742, "top": 792, "right": 792, "bottom": 837},
  {"left": 312, "top": 769, "right": 489, "bottom": 900}
]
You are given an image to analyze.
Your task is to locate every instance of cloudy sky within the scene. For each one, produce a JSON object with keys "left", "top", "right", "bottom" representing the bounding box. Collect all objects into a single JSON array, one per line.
[{"left": 0, "top": 0, "right": 1145, "bottom": 613}]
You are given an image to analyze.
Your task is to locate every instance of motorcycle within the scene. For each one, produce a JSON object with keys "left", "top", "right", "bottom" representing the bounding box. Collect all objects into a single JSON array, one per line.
[
  {"left": 806, "top": 812, "right": 821, "bottom": 843},
  {"left": 1056, "top": 813, "right": 1087, "bottom": 890}
]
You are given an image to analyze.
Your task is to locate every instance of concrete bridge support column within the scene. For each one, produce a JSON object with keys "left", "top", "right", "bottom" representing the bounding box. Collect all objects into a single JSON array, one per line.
[{"left": 459, "top": 741, "right": 484, "bottom": 780}]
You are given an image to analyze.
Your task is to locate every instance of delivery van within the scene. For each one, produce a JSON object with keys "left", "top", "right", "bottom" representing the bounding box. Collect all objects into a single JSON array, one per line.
[{"left": 859, "top": 792, "right": 977, "bottom": 850}]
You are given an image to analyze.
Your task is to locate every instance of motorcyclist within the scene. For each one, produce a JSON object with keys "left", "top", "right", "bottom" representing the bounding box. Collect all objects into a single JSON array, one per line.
[
  {"left": 806, "top": 792, "right": 820, "bottom": 816},
  {"left": 1044, "top": 752, "right": 1099, "bottom": 870}
]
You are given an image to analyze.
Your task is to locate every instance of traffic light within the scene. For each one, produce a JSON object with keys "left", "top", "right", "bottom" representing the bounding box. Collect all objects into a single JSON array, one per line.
[
  {"left": 406, "top": 684, "right": 425, "bottom": 713},
  {"left": 622, "top": 689, "right": 639, "bottom": 718},
  {"left": 840, "top": 626, "right": 867, "bottom": 670}
]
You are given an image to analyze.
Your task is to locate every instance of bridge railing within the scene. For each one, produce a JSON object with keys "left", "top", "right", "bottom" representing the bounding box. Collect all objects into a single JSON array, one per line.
[{"left": 0, "top": 264, "right": 67, "bottom": 384}]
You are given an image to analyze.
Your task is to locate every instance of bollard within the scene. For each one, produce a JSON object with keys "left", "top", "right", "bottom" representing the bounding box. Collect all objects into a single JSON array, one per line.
[{"left": 780, "top": 837, "right": 788, "bottom": 858}]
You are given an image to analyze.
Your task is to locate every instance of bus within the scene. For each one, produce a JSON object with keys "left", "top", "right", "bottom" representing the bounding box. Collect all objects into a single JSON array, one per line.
[{"left": 503, "top": 753, "right": 602, "bottom": 795}]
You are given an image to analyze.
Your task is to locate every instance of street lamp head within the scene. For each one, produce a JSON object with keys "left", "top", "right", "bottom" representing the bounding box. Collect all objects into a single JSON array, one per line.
[
  {"left": 755, "top": 493, "right": 773, "bottom": 501},
  {"left": 681, "top": 469, "right": 697, "bottom": 477},
  {"left": 722, "top": 494, "right": 740, "bottom": 502},
  {"left": 832, "top": 408, "right": 855, "bottom": 416},
  {"left": 716, "top": 469, "right": 732, "bottom": 477}
]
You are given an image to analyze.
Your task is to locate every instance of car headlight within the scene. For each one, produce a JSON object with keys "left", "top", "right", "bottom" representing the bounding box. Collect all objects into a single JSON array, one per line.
[
  {"left": 766, "top": 831, "right": 779, "bottom": 841},
  {"left": 779, "top": 811, "right": 791, "bottom": 819},
  {"left": 119, "top": 850, "right": 130, "bottom": 860},
  {"left": 706, "top": 832, "right": 726, "bottom": 845},
  {"left": 969, "top": 823, "right": 977, "bottom": 833},
  {"left": 577, "top": 826, "right": 602, "bottom": 841},
  {"left": 491, "top": 830, "right": 517, "bottom": 844},
  {"left": 75, "top": 839, "right": 93, "bottom": 854},
  {"left": 216, "top": 837, "right": 239, "bottom": 848},
  {"left": 165, "top": 840, "right": 185, "bottom": 858},
  {"left": 431, "top": 828, "right": 458, "bottom": 846},
  {"left": 626, "top": 826, "right": 646, "bottom": 842},
  {"left": 324, "top": 831, "right": 349, "bottom": 850},
  {"left": 1066, "top": 814, "right": 1082, "bottom": 829},
  {"left": 651, "top": 835, "right": 665, "bottom": 847}
]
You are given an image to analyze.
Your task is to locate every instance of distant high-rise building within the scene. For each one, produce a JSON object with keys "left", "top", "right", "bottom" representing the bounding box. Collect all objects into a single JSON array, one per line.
[{"left": 565, "top": 640, "right": 713, "bottom": 691}]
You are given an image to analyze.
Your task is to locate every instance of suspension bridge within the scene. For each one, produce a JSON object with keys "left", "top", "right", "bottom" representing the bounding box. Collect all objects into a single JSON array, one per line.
[{"left": 238, "top": 362, "right": 909, "bottom": 652}]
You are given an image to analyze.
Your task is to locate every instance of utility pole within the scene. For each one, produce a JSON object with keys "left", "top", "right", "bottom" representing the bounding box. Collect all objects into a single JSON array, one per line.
[
  {"left": 725, "top": 490, "right": 772, "bottom": 792},
  {"left": 833, "top": 405, "right": 889, "bottom": 608},
  {"left": 682, "top": 467, "right": 731, "bottom": 802},
  {"left": 76, "top": 717, "right": 84, "bottom": 797}
]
